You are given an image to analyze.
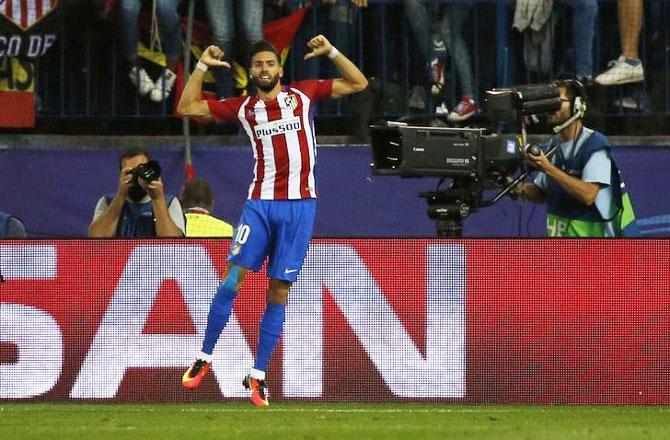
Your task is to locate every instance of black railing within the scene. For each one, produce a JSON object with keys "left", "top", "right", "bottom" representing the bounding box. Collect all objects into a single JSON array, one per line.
[{"left": 27, "top": 0, "right": 670, "bottom": 124}]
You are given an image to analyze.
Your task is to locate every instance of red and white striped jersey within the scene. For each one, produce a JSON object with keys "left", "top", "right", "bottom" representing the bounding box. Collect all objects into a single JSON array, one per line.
[{"left": 208, "top": 79, "right": 333, "bottom": 200}]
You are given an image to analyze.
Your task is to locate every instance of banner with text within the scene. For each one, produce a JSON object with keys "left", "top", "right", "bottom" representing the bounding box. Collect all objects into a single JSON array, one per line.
[
  {"left": 1, "top": 239, "right": 669, "bottom": 403},
  {"left": 0, "top": 0, "right": 61, "bottom": 127}
]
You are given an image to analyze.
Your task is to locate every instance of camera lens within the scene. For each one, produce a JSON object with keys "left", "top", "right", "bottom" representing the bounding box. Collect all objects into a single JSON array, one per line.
[{"left": 132, "top": 160, "right": 161, "bottom": 182}]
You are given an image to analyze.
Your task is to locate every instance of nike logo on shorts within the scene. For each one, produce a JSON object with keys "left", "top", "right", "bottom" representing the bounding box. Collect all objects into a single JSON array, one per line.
[{"left": 284, "top": 269, "right": 298, "bottom": 274}]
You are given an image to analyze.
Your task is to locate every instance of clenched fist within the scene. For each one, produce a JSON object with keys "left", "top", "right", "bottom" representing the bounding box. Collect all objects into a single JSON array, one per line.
[
  {"left": 200, "top": 46, "right": 231, "bottom": 69},
  {"left": 304, "top": 35, "right": 333, "bottom": 60}
]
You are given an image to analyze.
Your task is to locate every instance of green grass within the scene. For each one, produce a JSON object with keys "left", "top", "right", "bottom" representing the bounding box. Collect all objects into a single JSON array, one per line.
[{"left": 2, "top": 403, "right": 670, "bottom": 439}]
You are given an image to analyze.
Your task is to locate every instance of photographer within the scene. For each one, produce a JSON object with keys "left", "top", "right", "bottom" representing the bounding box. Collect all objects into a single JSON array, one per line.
[
  {"left": 515, "top": 80, "right": 637, "bottom": 237},
  {"left": 88, "top": 148, "right": 185, "bottom": 238}
]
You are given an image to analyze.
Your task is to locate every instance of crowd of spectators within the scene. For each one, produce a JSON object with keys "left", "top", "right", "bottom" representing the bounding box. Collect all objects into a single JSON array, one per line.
[{"left": 71, "top": 0, "right": 656, "bottom": 120}]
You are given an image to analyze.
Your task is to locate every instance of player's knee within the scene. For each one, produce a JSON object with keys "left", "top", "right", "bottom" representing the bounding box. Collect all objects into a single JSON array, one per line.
[
  {"left": 217, "top": 266, "right": 244, "bottom": 299},
  {"left": 267, "top": 281, "right": 290, "bottom": 304}
]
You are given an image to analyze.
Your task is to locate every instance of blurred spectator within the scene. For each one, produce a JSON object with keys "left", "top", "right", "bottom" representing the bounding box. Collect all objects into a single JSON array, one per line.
[
  {"left": 263, "top": 0, "right": 287, "bottom": 23},
  {"left": 514, "top": 0, "right": 597, "bottom": 83},
  {"left": 403, "top": 0, "right": 443, "bottom": 112},
  {"left": 595, "top": 0, "right": 644, "bottom": 86},
  {"left": 323, "top": 1, "right": 367, "bottom": 74},
  {"left": 119, "top": 0, "right": 183, "bottom": 102},
  {"left": 561, "top": 0, "right": 598, "bottom": 82},
  {"left": 404, "top": 0, "right": 479, "bottom": 120},
  {"left": 0, "top": 211, "right": 27, "bottom": 238},
  {"left": 442, "top": 1, "right": 478, "bottom": 122},
  {"left": 513, "top": 0, "right": 555, "bottom": 80},
  {"left": 205, "top": 0, "right": 264, "bottom": 98},
  {"left": 180, "top": 178, "right": 234, "bottom": 237},
  {"left": 320, "top": 0, "right": 368, "bottom": 115},
  {"left": 88, "top": 148, "right": 185, "bottom": 238}
]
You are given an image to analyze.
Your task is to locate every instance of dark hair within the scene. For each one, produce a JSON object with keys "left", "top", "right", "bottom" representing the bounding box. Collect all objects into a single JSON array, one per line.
[
  {"left": 118, "top": 147, "right": 150, "bottom": 170},
  {"left": 248, "top": 40, "right": 281, "bottom": 68},
  {"left": 180, "top": 178, "right": 214, "bottom": 211}
]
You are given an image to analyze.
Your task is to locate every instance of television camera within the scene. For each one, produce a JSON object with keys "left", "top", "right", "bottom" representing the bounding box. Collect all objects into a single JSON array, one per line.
[{"left": 370, "top": 82, "right": 565, "bottom": 237}]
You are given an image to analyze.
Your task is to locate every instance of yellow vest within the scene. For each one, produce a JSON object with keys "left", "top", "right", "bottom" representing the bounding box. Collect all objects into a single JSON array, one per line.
[{"left": 185, "top": 212, "right": 234, "bottom": 238}]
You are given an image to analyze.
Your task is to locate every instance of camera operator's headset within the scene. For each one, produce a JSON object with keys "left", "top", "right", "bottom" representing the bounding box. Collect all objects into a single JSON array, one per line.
[{"left": 552, "top": 79, "right": 587, "bottom": 134}]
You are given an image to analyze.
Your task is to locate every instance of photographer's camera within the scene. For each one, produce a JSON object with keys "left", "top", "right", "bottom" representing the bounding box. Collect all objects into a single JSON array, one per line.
[{"left": 130, "top": 160, "right": 162, "bottom": 182}]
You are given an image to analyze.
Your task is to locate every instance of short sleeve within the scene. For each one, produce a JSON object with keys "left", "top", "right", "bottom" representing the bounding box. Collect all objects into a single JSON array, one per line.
[
  {"left": 93, "top": 196, "right": 110, "bottom": 222},
  {"left": 582, "top": 150, "right": 612, "bottom": 187},
  {"left": 291, "top": 79, "right": 334, "bottom": 101},
  {"left": 168, "top": 198, "right": 186, "bottom": 235},
  {"left": 6, "top": 218, "right": 27, "bottom": 238},
  {"left": 207, "top": 97, "right": 246, "bottom": 121}
]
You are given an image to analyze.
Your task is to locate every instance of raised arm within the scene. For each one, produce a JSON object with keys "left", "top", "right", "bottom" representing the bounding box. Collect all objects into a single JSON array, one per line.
[
  {"left": 304, "top": 34, "right": 368, "bottom": 98},
  {"left": 177, "top": 46, "right": 231, "bottom": 117}
]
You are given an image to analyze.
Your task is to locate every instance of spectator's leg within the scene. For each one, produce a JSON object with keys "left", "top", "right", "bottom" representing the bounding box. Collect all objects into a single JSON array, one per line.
[
  {"left": 403, "top": 0, "right": 433, "bottom": 110},
  {"left": 446, "top": 4, "right": 477, "bottom": 122},
  {"left": 155, "top": 0, "right": 183, "bottom": 71},
  {"left": 239, "top": 0, "right": 264, "bottom": 96},
  {"left": 326, "top": 4, "right": 358, "bottom": 76},
  {"left": 594, "top": 0, "right": 644, "bottom": 85},
  {"left": 403, "top": 0, "right": 433, "bottom": 63},
  {"left": 448, "top": 4, "right": 474, "bottom": 98},
  {"left": 205, "top": 0, "right": 235, "bottom": 98},
  {"left": 240, "top": 0, "right": 264, "bottom": 44},
  {"left": 119, "top": 0, "right": 154, "bottom": 97},
  {"left": 146, "top": 0, "right": 183, "bottom": 102},
  {"left": 118, "top": 0, "right": 142, "bottom": 65},
  {"left": 565, "top": 0, "right": 598, "bottom": 80},
  {"left": 619, "top": 0, "right": 643, "bottom": 60}
]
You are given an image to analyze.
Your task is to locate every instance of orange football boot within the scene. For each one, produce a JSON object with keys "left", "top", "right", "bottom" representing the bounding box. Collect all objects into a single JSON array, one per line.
[
  {"left": 242, "top": 375, "right": 269, "bottom": 407},
  {"left": 182, "top": 359, "right": 211, "bottom": 390}
]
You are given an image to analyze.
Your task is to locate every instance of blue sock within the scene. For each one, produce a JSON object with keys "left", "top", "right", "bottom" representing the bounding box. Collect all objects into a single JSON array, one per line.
[
  {"left": 253, "top": 302, "right": 286, "bottom": 372},
  {"left": 625, "top": 58, "right": 641, "bottom": 66},
  {"left": 201, "top": 268, "right": 240, "bottom": 355}
]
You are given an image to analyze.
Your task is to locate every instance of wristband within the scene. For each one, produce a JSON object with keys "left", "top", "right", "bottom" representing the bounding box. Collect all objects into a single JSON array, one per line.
[
  {"left": 196, "top": 61, "right": 209, "bottom": 72},
  {"left": 327, "top": 46, "right": 340, "bottom": 60}
]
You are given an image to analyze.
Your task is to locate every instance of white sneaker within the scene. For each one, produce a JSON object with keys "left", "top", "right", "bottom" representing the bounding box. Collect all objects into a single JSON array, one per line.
[
  {"left": 128, "top": 67, "right": 154, "bottom": 96},
  {"left": 149, "top": 69, "right": 177, "bottom": 102},
  {"left": 613, "top": 96, "right": 644, "bottom": 110},
  {"left": 594, "top": 55, "right": 644, "bottom": 86},
  {"left": 435, "top": 102, "right": 449, "bottom": 115}
]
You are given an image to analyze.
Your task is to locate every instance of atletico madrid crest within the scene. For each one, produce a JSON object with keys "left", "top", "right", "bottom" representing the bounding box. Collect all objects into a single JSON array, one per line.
[
  {"left": 1, "top": 0, "right": 59, "bottom": 31},
  {"left": 284, "top": 94, "right": 298, "bottom": 110}
]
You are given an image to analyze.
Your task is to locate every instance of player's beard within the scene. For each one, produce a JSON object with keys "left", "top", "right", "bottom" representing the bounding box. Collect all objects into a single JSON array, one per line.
[{"left": 252, "top": 72, "right": 280, "bottom": 93}]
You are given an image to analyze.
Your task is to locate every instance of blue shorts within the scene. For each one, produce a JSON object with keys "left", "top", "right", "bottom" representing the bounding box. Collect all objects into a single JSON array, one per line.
[{"left": 228, "top": 199, "right": 317, "bottom": 282}]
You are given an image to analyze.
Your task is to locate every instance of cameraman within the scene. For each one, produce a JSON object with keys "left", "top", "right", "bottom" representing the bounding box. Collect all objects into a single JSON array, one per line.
[
  {"left": 515, "top": 80, "right": 637, "bottom": 237},
  {"left": 88, "top": 148, "right": 185, "bottom": 238}
]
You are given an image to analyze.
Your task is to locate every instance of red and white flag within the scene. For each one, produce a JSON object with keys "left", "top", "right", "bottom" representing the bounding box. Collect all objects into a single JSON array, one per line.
[{"left": 1, "top": 0, "right": 59, "bottom": 31}]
